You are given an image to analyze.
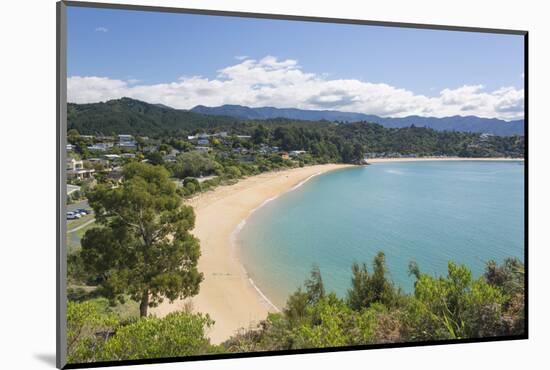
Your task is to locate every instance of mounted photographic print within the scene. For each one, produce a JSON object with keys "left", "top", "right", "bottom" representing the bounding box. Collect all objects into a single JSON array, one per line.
[{"left": 56, "top": 1, "right": 527, "bottom": 368}]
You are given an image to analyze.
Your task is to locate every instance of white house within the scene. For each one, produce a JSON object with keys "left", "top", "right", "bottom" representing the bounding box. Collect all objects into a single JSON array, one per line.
[
  {"left": 66, "top": 158, "right": 95, "bottom": 180},
  {"left": 289, "top": 150, "right": 307, "bottom": 157},
  {"left": 88, "top": 142, "right": 113, "bottom": 151},
  {"left": 118, "top": 134, "right": 137, "bottom": 150}
]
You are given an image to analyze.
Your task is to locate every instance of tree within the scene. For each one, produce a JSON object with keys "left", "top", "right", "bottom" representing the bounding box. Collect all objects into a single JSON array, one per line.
[
  {"left": 81, "top": 162, "right": 203, "bottom": 317},
  {"left": 172, "top": 151, "right": 220, "bottom": 178},
  {"left": 347, "top": 252, "right": 396, "bottom": 310},
  {"left": 252, "top": 124, "right": 269, "bottom": 144},
  {"left": 145, "top": 151, "right": 164, "bottom": 166},
  {"left": 352, "top": 143, "right": 365, "bottom": 163},
  {"left": 304, "top": 265, "right": 325, "bottom": 304}
]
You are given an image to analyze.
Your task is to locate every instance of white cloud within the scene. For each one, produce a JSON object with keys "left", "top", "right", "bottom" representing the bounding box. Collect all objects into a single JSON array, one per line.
[
  {"left": 67, "top": 56, "right": 524, "bottom": 120},
  {"left": 234, "top": 55, "right": 248, "bottom": 61},
  {"left": 94, "top": 27, "right": 108, "bottom": 33}
]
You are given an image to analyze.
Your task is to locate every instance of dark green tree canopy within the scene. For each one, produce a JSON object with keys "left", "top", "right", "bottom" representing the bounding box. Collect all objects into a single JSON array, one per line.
[{"left": 81, "top": 162, "right": 203, "bottom": 316}]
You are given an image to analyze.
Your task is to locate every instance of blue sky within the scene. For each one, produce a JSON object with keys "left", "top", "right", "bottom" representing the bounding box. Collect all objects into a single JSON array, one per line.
[{"left": 67, "top": 6, "right": 525, "bottom": 120}]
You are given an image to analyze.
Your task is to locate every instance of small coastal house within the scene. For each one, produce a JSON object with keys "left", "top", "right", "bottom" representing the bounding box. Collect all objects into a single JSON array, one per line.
[
  {"left": 87, "top": 142, "right": 113, "bottom": 152},
  {"left": 195, "top": 146, "right": 210, "bottom": 153},
  {"left": 280, "top": 152, "right": 290, "bottom": 160},
  {"left": 103, "top": 154, "right": 122, "bottom": 161},
  {"left": 118, "top": 134, "right": 137, "bottom": 150},
  {"left": 163, "top": 149, "right": 180, "bottom": 162},
  {"left": 106, "top": 166, "right": 124, "bottom": 183},
  {"left": 289, "top": 150, "right": 306, "bottom": 157},
  {"left": 142, "top": 145, "right": 159, "bottom": 153},
  {"left": 66, "top": 158, "right": 95, "bottom": 180}
]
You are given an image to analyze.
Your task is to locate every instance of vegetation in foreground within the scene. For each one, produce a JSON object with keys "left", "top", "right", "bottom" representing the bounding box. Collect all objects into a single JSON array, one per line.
[{"left": 67, "top": 253, "right": 524, "bottom": 363}]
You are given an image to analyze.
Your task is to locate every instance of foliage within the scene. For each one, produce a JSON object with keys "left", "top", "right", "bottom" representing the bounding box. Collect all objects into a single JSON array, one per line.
[
  {"left": 80, "top": 162, "right": 203, "bottom": 317},
  {"left": 484, "top": 257, "right": 525, "bottom": 334},
  {"left": 223, "top": 256, "right": 524, "bottom": 352},
  {"left": 403, "top": 262, "right": 508, "bottom": 340},
  {"left": 96, "top": 312, "right": 216, "bottom": 361},
  {"left": 224, "top": 165, "right": 242, "bottom": 179},
  {"left": 67, "top": 300, "right": 120, "bottom": 363},
  {"left": 67, "top": 301, "right": 217, "bottom": 363},
  {"left": 69, "top": 98, "right": 524, "bottom": 161},
  {"left": 171, "top": 151, "right": 220, "bottom": 178},
  {"left": 347, "top": 252, "right": 399, "bottom": 310},
  {"left": 304, "top": 265, "right": 325, "bottom": 304}
]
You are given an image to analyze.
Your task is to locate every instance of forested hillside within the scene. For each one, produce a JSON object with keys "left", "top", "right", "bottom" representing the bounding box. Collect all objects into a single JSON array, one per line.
[{"left": 68, "top": 98, "right": 524, "bottom": 159}]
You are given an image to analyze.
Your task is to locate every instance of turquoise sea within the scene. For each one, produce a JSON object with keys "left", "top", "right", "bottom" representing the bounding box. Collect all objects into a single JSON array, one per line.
[{"left": 236, "top": 161, "right": 525, "bottom": 308}]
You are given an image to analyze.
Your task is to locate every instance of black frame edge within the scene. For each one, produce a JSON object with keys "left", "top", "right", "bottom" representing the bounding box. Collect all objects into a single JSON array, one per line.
[{"left": 523, "top": 32, "right": 529, "bottom": 338}]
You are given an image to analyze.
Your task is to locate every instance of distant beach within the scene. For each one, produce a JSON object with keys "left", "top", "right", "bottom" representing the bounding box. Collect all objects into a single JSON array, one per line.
[
  {"left": 367, "top": 157, "right": 524, "bottom": 163},
  {"left": 152, "top": 157, "right": 523, "bottom": 344}
]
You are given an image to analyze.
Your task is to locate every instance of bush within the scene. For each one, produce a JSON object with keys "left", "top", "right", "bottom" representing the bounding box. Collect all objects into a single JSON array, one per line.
[
  {"left": 185, "top": 182, "right": 197, "bottom": 195},
  {"left": 183, "top": 177, "right": 200, "bottom": 188},
  {"left": 224, "top": 166, "right": 242, "bottom": 179},
  {"left": 403, "top": 262, "right": 507, "bottom": 341},
  {"left": 96, "top": 312, "right": 216, "bottom": 361},
  {"left": 67, "top": 301, "right": 217, "bottom": 363},
  {"left": 67, "top": 301, "right": 120, "bottom": 363}
]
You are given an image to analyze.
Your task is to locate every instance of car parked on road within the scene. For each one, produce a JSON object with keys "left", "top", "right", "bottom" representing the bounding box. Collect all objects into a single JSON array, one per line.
[
  {"left": 76, "top": 208, "right": 90, "bottom": 215},
  {"left": 66, "top": 211, "right": 81, "bottom": 220}
]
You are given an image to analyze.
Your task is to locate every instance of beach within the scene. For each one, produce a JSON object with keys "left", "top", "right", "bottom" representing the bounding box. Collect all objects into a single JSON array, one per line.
[{"left": 152, "top": 163, "right": 353, "bottom": 344}]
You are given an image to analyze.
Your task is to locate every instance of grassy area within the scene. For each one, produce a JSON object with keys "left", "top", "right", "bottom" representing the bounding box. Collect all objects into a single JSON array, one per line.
[
  {"left": 67, "top": 214, "right": 95, "bottom": 231},
  {"left": 66, "top": 220, "right": 96, "bottom": 254},
  {"left": 67, "top": 287, "right": 140, "bottom": 320}
]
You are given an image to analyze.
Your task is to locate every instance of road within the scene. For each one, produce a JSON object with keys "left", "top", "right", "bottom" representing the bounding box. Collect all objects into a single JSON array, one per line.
[
  {"left": 67, "top": 184, "right": 80, "bottom": 195},
  {"left": 66, "top": 200, "right": 94, "bottom": 232},
  {"left": 67, "top": 200, "right": 90, "bottom": 212}
]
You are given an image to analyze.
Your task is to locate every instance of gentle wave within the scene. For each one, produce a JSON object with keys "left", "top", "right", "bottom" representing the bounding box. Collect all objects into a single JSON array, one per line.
[{"left": 230, "top": 171, "right": 324, "bottom": 313}]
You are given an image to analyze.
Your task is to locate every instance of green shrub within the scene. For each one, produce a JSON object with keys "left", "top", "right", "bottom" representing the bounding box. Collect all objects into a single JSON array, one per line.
[
  {"left": 96, "top": 312, "right": 216, "bottom": 361},
  {"left": 224, "top": 166, "right": 242, "bottom": 179}
]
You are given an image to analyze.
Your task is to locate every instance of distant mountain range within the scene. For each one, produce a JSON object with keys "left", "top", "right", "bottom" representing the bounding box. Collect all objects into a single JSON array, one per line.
[
  {"left": 191, "top": 104, "right": 524, "bottom": 136},
  {"left": 67, "top": 98, "right": 524, "bottom": 137}
]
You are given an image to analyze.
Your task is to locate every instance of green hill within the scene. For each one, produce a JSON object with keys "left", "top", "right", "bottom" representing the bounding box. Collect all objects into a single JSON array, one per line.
[{"left": 67, "top": 97, "right": 239, "bottom": 136}]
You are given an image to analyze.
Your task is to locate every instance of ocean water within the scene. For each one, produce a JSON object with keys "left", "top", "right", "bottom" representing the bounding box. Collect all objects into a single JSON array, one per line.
[{"left": 236, "top": 161, "right": 525, "bottom": 309}]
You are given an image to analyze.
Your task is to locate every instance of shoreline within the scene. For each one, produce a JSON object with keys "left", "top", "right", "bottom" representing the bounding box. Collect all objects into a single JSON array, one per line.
[
  {"left": 151, "top": 163, "right": 353, "bottom": 344},
  {"left": 229, "top": 170, "right": 332, "bottom": 313},
  {"left": 152, "top": 157, "right": 522, "bottom": 344}
]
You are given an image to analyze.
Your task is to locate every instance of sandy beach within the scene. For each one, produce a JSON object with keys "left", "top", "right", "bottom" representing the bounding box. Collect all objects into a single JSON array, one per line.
[{"left": 152, "top": 163, "right": 353, "bottom": 344}]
